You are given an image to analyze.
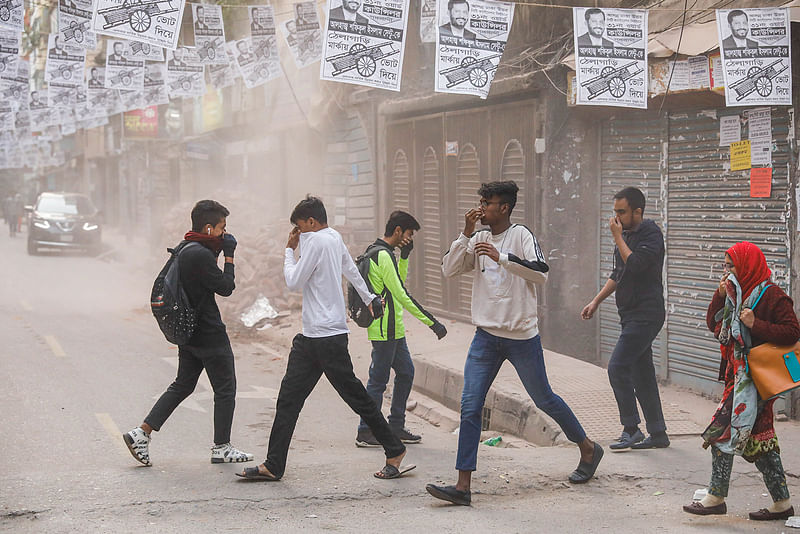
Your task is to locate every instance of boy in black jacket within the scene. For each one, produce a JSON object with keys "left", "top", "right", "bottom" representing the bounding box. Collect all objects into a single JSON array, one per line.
[{"left": 123, "top": 200, "right": 253, "bottom": 466}]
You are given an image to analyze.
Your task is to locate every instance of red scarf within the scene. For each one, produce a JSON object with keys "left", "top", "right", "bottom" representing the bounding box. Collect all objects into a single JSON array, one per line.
[
  {"left": 726, "top": 241, "right": 771, "bottom": 301},
  {"left": 184, "top": 231, "right": 223, "bottom": 254}
]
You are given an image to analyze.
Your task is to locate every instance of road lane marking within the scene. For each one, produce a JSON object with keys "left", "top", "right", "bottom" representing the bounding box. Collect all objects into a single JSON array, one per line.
[
  {"left": 95, "top": 413, "right": 130, "bottom": 457},
  {"left": 19, "top": 299, "right": 32, "bottom": 311},
  {"left": 44, "top": 335, "right": 66, "bottom": 357}
]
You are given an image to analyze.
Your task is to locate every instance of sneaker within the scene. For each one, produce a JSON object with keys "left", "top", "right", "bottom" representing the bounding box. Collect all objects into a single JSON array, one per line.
[
  {"left": 355, "top": 429, "right": 381, "bottom": 448},
  {"left": 123, "top": 427, "right": 151, "bottom": 466},
  {"left": 609, "top": 429, "right": 645, "bottom": 450},
  {"left": 630, "top": 433, "right": 670, "bottom": 449},
  {"left": 211, "top": 443, "right": 254, "bottom": 464},
  {"left": 392, "top": 427, "right": 422, "bottom": 444}
]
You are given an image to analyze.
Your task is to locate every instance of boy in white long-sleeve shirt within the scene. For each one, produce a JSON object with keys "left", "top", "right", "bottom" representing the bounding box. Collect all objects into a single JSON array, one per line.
[
  {"left": 237, "top": 196, "right": 412, "bottom": 482},
  {"left": 426, "top": 181, "right": 603, "bottom": 506}
]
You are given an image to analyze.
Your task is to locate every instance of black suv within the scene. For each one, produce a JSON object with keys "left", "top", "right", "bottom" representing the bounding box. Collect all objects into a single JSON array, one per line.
[{"left": 28, "top": 192, "right": 102, "bottom": 255}]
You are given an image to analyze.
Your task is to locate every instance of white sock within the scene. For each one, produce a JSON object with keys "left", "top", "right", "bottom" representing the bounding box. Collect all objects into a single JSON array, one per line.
[
  {"left": 700, "top": 494, "right": 725, "bottom": 507},
  {"left": 768, "top": 499, "right": 791, "bottom": 513}
]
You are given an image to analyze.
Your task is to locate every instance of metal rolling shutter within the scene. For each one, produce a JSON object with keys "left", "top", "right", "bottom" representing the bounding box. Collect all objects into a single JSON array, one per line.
[
  {"left": 666, "top": 108, "right": 791, "bottom": 394},
  {"left": 392, "top": 149, "right": 410, "bottom": 211},
  {"left": 599, "top": 116, "right": 667, "bottom": 370},
  {"left": 422, "top": 147, "right": 444, "bottom": 311},
  {"left": 455, "top": 144, "right": 481, "bottom": 318},
  {"left": 501, "top": 139, "right": 526, "bottom": 225}
]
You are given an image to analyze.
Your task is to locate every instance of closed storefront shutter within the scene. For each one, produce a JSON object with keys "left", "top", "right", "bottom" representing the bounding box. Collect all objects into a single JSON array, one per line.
[
  {"left": 501, "top": 139, "right": 526, "bottom": 225},
  {"left": 665, "top": 108, "right": 792, "bottom": 394},
  {"left": 392, "top": 149, "right": 410, "bottom": 212},
  {"left": 599, "top": 116, "right": 667, "bottom": 370},
  {"left": 422, "top": 146, "right": 445, "bottom": 310},
  {"left": 455, "top": 143, "right": 481, "bottom": 319}
]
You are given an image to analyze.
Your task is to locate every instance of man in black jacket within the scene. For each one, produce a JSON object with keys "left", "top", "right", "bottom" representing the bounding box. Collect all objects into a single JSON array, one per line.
[
  {"left": 124, "top": 200, "right": 254, "bottom": 466},
  {"left": 581, "top": 187, "right": 669, "bottom": 451}
]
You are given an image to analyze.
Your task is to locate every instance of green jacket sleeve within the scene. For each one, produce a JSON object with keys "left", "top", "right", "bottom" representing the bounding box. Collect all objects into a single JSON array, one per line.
[
  {"left": 378, "top": 250, "right": 435, "bottom": 326},
  {"left": 398, "top": 257, "right": 409, "bottom": 283}
]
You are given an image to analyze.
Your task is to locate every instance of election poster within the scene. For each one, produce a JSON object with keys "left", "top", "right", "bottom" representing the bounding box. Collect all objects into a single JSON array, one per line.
[
  {"left": 279, "top": 2, "right": 322, "bottom": 69},
  {"left": 225, "top": 41, "right": 242, "bottom": 80},
  {"left": 166, "top": 47, "right": 204, "bottom": 98},
  {"left": 45, "top": 34, "right": 86, "bottom": 88},
  {"left": 127, "top": 40, "right": 165, "bottom": 61},
  {"left": 119, "top": 88, "right": 144, "bottom": 111},
  {"left": 573, "top": 7, "right": 648, "bottom": 109},
  {"left": 419, "top": 0, "right": 436, "bottom": 42},
  {"left": 0, "top": 0, "right": 23, "bottom": 32},
  {"left": 716, "top": 8, "right": 791, "bottom": 106},
  {"left": 0, "top": 99, "right": 14, "bottom": 131},
  {"left": 247, "top": 6, "right": 282, "bottom": 80},
  {"left": 143, "top": 61, "right": 169, "bottom": 106},
  {"left": 321, "top": 0, "right": 410, "bottom": 91},
  {"left": 230, "top": 38, "right": 278, "bottom": 89},
  {"left": 86, "top": 65, "right": 109, "bottom": 116},
  {"left": 92, "top": 0, "right": 185, "bottom": 50},
  {"left": 29, "top": 90, "right": 58, "bottom": 129},
  {"left": 58, "top": 0, "right": 98, "bottom": 51},
  {"left": 105, "top": 39, "right": 145, "bottom": 90},
  {"left": 0, "top": 30, "right": 19, "bottom": 79},
  {"left": 193, "top": 4, "right": 226, "bottom": 65},
  {"left": 435, "top": 0, "right": 513, "bottom": 99},
  {"left": 0, "top": 32, "right": 24, "bottom": 109},
  {"left": 48, "top": 82, "right": 80, "bottom": 107},
  {"left": 207, "top": 61, "right": 236, "bottom": 90},
  {"left": 14, "top": 109, "right": 30, "bottom": 138},
  {"left": 105, "top": 87, "right": 125, "bottom": 115}
]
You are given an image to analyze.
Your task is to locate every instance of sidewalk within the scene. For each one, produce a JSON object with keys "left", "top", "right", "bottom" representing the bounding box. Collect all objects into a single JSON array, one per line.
[{"left": 380, "top": 318, "right": 713, "bottom": 446}]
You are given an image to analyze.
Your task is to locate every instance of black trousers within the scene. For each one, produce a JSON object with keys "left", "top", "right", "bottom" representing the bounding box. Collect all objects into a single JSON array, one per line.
[
  {"left": 264, "top": 333, "right": 405, "bottom": 478},
  {"left": 145, "top": 340, "right": 237, "bottom": 445},
  {"left": 608, "top": 318, "right": 666, "bottom": 434}
]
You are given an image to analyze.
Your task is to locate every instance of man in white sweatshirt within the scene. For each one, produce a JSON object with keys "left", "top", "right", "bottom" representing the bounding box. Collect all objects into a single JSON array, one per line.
[
  {"left": 426, "top": 181, "right": 603, "bottom": 506},
  {"left": 236, "top": 196, "right": 412, "bottom": 482}
]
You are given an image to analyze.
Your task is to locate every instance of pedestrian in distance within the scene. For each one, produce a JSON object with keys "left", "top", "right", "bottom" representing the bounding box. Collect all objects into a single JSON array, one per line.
[
  {"left": 237, "top": 195, "right": 415, "bottom": 482},
  {"left": 123, "top": 200, "right": 254, "bottom": 466},
  {"left": 684, "top": 242, "right": 798, "bottom": 519},
  {"left": 355, "top": 210, "right": 448, "bottom": 448},
  {"left": 581, "top": 186, "right": 670, "bottom": 451},
  {"left": 427, "top": 181, "right": 603, "bottom": 506},
  {"left": 6, "top": 194, "right": 22, "bottom": 237}
]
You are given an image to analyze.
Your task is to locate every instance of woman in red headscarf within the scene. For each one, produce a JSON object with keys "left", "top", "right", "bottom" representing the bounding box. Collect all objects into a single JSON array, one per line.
[{"left": 683, "top": 242, "right": 800, "bottom": 520}]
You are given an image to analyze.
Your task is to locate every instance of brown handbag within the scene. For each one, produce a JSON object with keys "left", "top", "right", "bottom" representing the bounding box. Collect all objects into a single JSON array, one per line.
[{"left": 747, "top": 341, "right": 800, "bottom": 400}]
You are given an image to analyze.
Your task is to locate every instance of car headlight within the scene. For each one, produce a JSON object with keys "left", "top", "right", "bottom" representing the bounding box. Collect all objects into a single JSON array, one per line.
[
  {"left": 83, "top": 222, "right": 99, "bottom": 231},
  {"left": 33, "top": 219, "right": 50, "bottom": 229}
]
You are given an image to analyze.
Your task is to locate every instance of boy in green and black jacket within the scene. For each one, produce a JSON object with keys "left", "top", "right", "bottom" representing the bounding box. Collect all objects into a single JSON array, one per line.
[{"left": 356, "top": 211, "right": 447, "bottom": 447}]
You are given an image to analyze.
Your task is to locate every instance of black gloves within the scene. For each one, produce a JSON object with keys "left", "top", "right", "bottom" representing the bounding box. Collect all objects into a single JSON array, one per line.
[
  {"left": 222, "top": 233, "right": 237, "bottom": 258},
  {"left": 400, "top": 240, "right": 414, "bottom": 259},
  {"left": 430, "top": 321, "right": 447, "bottom": 340},
  {"left": 370, "top": 296, "right": 384, "bottom": 320}
]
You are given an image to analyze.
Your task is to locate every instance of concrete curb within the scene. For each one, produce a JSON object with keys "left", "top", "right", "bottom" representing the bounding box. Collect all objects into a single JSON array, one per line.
[{"left": 412, "top": 357, "right": 567, "bottom": 447}]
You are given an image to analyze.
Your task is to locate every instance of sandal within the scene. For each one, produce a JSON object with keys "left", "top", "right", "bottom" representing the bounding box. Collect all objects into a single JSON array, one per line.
[
  {"left": 374, "top": 463, "right": 417, "bottom": 480},
  {"left": 235, "top": 464, "right": 280, "bottom": 481}
]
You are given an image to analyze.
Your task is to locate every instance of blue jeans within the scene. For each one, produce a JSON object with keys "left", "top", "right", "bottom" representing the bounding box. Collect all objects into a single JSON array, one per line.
[
  {"left": 456, "top": 329, "right": 587, "bottom": 471},
  {"left": 358, "top": 338, "right": 414, "bottom": 431},
  {"left": 608, "top": 318, "right": 666, "bottom": 434}
]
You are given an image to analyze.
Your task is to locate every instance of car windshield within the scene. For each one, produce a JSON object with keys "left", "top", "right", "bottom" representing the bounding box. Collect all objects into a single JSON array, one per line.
[{"left": 37, "top": 195, "right": 95, "bottom": 215}]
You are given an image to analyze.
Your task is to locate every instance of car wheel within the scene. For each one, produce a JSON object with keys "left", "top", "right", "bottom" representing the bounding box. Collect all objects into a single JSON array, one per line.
[{"left": 27, "top": 238, "right": 38, "bottom": 255}]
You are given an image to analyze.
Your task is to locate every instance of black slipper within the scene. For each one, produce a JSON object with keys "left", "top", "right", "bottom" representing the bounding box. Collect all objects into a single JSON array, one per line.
[
  {"left": 374, "top": 463, "right": 417, "bottom": 479},
  {"left": 235, "top": 464, "right": 280, "bottom": 481},
  {"left": 568, "top": 442, "right": 604, "bottom": 484}
]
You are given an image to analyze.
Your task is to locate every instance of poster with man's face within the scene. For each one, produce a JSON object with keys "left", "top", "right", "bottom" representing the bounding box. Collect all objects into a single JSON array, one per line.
[{"left": 716, "top": 8, "right": 791, "bottom": 106}]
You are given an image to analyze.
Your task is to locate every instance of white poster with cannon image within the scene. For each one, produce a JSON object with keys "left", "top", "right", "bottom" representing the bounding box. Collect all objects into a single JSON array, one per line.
[
  {"left": 321, "top": 0, "right": 409, "bottom": 91},
  {"left": 0, "top": 30, "right": 19, "bottom": 80},
  {"left": 231, "top": 37, "right": 279, "bottom": 89},
  {"left": 193, "top": 4, "right": 226, "bottom": 65},
  {"left": 166, "top": 46, "right": 205, "bottom": 97},
  {"left": 279, "top": 2, "right": 322, "bottom": 69},
  {"left": 247, "top": 6, "right": 281, "bottom": 81},
  {"left": 127, "top": 40, "right": 165, "bottom": 61},
  {"left": 0, "top": 99, "right": 14, "bottom": 131},
  {"left": 29, "top": 89, "right": 60, "bottom": 129},
  {"left": 434, "top": 0, "right": 514, "bottom": 99},
  {"left": 207, "top": 60, "right": 236, "bottom": 90},
  {"left": 0, "top": 0, "right": 24, "bottom": 32},
  {"left": 119, "top": 88, "right": 144, "bottom": 111},
  {"left": 58, "top": 0, "right": 98, "bottom": 50},
  {"left": 92, "top": 0, "right": 185, "bottom": 50},
  {"left": 48, "top": 82, "right": 81, "bottom": 108},
  {"left": 45, "top": 34, "right": 87, "bottom": 88},
  {"left": 143, "top": 61, "right": 169, "bottom": 106},
  {"left": 105, "top": 39, "right": 145, "bottom": 89},
  {"left": 716, "top": 8, "right": 791, "bottom": 107},
  {"left": 1, "top": 57, "right": 28, "bottom": 111},
  {"left": 573, "top": 7, "right": 648, "bottom": 109}
]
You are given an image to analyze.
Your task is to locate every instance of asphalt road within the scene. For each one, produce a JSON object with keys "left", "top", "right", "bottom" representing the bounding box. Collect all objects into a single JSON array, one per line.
[{"left": 1, "top": 226, "right": 797, "bottom": 533}]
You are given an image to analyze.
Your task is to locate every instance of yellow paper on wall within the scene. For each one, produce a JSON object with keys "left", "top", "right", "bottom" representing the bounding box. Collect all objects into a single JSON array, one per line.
[{"left": 730, "top": 140, "right": 751, "bottom": 171}]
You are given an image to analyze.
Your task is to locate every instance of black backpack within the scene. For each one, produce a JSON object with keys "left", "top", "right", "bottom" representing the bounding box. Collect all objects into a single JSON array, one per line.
[
  {"left": 150, "top": 241, "right": 200, "bottom": 345},
  {"left": 347, "top": 241, "right": 393, "bottom": 328}
]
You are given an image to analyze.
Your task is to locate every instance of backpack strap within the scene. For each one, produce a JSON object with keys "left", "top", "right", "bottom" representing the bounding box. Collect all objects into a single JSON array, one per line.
[{"left": 750, "top": 284, "right": 773, "bottom": 310}]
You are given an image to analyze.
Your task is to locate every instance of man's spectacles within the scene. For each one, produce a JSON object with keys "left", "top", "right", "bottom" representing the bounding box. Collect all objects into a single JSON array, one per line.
[{"left": 479, "top": 200, "right": 502, "bottom": 209}]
